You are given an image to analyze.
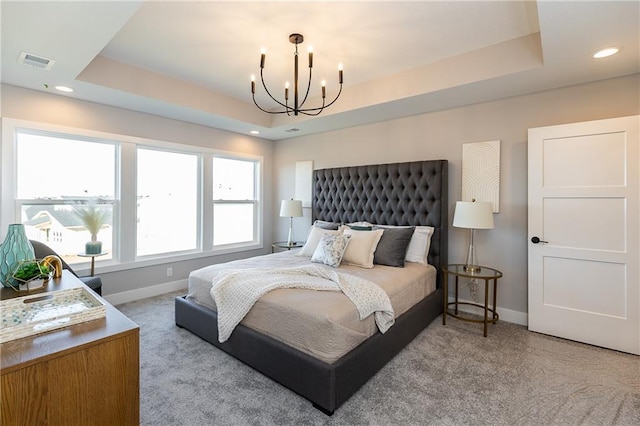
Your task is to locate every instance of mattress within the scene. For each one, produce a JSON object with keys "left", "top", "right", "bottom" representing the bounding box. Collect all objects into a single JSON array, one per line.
[{"left": 187, "top": 250, "right": 436, "bottom": 364}]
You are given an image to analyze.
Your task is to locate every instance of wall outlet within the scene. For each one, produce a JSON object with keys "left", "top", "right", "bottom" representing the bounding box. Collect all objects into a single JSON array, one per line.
[{"left": 166, "top": 267, "right": 173, "bottom": 277}]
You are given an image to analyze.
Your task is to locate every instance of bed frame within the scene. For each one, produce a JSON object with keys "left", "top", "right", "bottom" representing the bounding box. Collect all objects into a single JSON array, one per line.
[{"left": 175, "top": 159, "right": 448, "bottom": 415}]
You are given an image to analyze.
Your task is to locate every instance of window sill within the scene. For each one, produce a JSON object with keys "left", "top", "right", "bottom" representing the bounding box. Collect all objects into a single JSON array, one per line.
[{"left": 72, "top": 243, "right": 265, "bottom": 276}]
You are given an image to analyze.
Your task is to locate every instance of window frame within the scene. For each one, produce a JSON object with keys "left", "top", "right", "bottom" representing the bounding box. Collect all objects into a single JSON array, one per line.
[
  {"left": 1, "top": 118, "right": 264, "bottom": 275},
  {"left": 135, "top": 145, "right": 202, "bottom": 259},
  {"left": 211, "top": 154, "right": 261, "bottom": 248},
  {"left": 12, "top": 128, "right": 120, "bottom": 263}
]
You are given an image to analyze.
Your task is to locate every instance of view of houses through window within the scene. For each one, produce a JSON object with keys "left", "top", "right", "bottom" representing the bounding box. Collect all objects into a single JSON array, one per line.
[
  {"left": 10, "top": 123, "right": 262, "bottom": 267},
  {"left": 16, "top": 131, "right": 115, "bottom": 264}
]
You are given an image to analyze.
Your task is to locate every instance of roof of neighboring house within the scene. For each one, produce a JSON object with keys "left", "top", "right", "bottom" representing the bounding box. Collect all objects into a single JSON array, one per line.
[
  {"left": 24, "top": 214, "right": 51, "bottom": 227},
  {"left": 23, "top": 205, "right": 112, "bottom": 229}
]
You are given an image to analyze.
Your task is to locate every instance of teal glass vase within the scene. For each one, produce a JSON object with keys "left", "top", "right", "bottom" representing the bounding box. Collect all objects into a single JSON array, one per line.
[{"left": 0, "top": 224, "right": 36, "bottom": 287}]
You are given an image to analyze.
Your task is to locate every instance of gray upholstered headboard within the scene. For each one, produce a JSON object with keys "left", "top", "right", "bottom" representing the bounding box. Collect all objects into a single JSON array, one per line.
[{"left": 312, "top": 160, "right": 448, "bottom": 285}]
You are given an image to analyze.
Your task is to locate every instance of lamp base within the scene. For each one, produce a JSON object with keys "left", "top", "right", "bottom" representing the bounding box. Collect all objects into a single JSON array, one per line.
[
  {"left": 463, "top": 264, "right": 482, "bottom": 273},
  {"left": 463, "top": 228, "right": 482, "bottom": 273},
  {"left": 287, "top": 218, "right": 294, "bottom": 247}
]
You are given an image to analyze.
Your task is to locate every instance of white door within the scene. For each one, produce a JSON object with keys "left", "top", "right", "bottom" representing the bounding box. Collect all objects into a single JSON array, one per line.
[{"left": 528, "top": 115, "right": 639, "bottom": 355}]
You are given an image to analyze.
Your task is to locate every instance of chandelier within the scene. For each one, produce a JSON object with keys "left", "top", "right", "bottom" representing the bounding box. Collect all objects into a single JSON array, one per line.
[{"left": 250, "top": 33, "right": 343, "bottom": 116}]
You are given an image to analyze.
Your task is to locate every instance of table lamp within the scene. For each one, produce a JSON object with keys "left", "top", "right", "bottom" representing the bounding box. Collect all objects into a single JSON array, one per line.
[
  {"left": 280, "top": 199, "right": 303, "bottom": 246},
  {"left": 453, "top": 200, "right": 494, "bottom": 272}
]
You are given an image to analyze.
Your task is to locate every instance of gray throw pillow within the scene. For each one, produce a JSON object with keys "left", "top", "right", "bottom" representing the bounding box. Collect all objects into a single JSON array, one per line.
[
  {"left": 373, "top": 226, "right": 415, "bottom": 267},
  {"left": 313, "top": 220, "right": 341, "bottom": 230}
]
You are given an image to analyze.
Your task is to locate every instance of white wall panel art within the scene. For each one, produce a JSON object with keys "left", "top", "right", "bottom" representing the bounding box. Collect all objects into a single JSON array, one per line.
[
  {"left": 295, "top": 160, "right": 313, "bottom": 208},
  {"left": 462, "top": 140, "right": 500, "bottom": 212}
]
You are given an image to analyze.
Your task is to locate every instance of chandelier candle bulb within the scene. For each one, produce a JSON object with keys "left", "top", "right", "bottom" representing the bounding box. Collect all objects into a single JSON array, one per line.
[
  {"left": 322, "top": 80, "right": 326, "bottom": 98},
  {"left": 260, "top": 48, "right": 266, "bottom": 68},
  {"left": 308, "top": 46, "right": 313, "bottom": 67},
  {"left": 250, "top": 75, "right": 255, "bottom": 93},
  {"left": 285, "top": 82, "right": 289, "bottom": 100},
  {"left": 339, "top": 63, "right": 343, "bottom": 84}
]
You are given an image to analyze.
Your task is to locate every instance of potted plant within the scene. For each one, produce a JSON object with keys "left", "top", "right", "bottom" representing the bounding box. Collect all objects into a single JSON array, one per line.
[
  {"left": 11, "top": 259, "right": 52, "bottom": 289},
  {"left": 73, "top": 202, "right": 108, "bottom": 255}
]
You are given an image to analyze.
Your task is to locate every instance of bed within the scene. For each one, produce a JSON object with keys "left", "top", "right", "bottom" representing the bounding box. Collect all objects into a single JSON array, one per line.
[{"left": 175, "top": 159, "right": 448, "bottom": 415}]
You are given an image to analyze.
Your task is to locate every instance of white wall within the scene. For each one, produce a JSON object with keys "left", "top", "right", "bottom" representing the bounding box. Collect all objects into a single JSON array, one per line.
[
  {"left": 0, "top": 84, "right": 275, "bottom": 299},
  {"left": 273, "top": 74, "right": 640, "bottom": 322}
]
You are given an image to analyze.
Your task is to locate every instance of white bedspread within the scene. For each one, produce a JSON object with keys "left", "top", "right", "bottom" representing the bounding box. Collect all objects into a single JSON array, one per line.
[{"left": 211, "top": 264, "right": 395, "bottom": 342}]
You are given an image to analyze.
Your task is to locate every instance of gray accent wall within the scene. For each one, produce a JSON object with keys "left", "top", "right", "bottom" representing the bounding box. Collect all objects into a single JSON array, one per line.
[{"left": 273, "top": 74, "right": 640, "bottom": 323}]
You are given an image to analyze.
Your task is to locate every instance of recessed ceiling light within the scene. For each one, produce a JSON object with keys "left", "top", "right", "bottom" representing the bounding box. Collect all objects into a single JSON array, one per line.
[
  {"left": 250, "top": 130, "right": 260, "bottom": 135},
  {"left": 55, "top": 85, "right": 74, "bottom": 93},
  {"left": 593, "top": 47, "right": 619, "bottom": 59}
]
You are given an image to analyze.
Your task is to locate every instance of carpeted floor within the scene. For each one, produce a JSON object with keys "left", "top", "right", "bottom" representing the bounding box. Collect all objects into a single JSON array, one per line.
[{"left": 117, "top": 291, "right": 640, "bottom": 425}]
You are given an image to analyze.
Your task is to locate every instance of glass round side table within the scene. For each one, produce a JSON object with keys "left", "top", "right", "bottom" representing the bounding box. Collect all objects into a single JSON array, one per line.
[
  {"left": 271, "top": 241, "right": 304, "bottom": 253},
  {"left": 77, "top": 252, "right": 107, "bottom": 277},
  {"left": 442, "top": 264, "right": 503, "bottom": 337}
]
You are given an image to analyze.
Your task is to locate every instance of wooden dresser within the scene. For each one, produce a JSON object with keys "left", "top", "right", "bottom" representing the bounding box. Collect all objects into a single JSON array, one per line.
[{"left": 1, "top": 271, "right": 139, "bottom": 425}]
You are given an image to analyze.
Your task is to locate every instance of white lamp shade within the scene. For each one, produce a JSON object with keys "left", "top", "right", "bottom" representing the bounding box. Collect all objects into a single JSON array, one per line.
[
  {"left": 453, "top": 201, "right": 494, "bottom": 229},
  {"left": 280, "top": 199, "right": 303, "bottom": 218}
]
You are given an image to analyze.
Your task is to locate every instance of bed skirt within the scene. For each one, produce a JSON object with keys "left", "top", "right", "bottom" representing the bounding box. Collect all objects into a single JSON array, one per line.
[{"left": 175, "top": 287, "right": 443, "bottom": 415}]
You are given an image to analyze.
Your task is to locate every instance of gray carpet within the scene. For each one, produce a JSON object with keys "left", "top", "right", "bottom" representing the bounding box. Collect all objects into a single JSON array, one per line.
[{"left": 117, "top": 292, "right": 640, "bottom": 425}]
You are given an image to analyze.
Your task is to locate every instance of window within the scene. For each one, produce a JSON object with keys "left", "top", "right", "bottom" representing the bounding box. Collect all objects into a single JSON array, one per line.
[
  {"left": 212, "top": 156, "right": 258, "bottom": 246},
  {"left": 137, "top": 148, "right": 199, "bottom": 256},
  {"left": 2, "top": 119, "right": 263, "bottom": 271},
  {"left": 15, "top": 130, "right": 116, "bottom": 263}
]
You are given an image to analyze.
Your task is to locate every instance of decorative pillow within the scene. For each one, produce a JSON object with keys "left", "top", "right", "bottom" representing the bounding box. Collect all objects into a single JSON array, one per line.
[
  {"left": 341, "top": 228, "right": 384, "bottom": 268},
  {"left": 372, "top": 226, "right": 415, "bottom": 267},
  {"left": 313, "top": 220, "right": 341, "bottom": 230},
  {"left": 311, "top": 234, "right": 351, "bottom": 268},
  {"left": 296, "top": 226, "right": 342, "bottom": 257},
  {"left": 405, "top": 226, "right": 435, "bottom": 266},
  {"left": 347, "top": 224, "right": 373, "bottom": 231},
  {"left": 372, "top": 225, "right": 435, "bottom": 266},
  {"left": 346, "top": 221, "right": 373, "bottom": 228}
]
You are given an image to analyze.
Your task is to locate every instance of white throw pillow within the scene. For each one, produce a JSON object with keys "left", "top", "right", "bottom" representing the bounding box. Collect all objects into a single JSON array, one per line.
[
  {"left": 341, "top": 227, "right": 384, "bottom": 269},
  {"left": 405, "top": 226, "right": 435, "bottom": 266},
  {"left": 297, "top": 226, "right": 342, "bottom": 257},
  {"left": 346, "top": 221, "right": 374, "bottom": 227},
  {"left": 311, "top": 234, "right": 351, "bottom": 268}
]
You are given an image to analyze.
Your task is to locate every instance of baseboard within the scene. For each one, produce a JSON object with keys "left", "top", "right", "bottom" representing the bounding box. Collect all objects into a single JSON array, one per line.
[
  {"left": 105, "top": 279, "right": 188, "bottom": 306},
  {"left": 447, "top": 296, "right": 528, "bottom": 326}
]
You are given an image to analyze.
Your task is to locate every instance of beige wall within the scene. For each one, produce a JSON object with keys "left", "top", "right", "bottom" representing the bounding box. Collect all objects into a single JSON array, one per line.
[
  {"left": 273, "top": 74, "right": 640, "bottom": 321},
  {"left": 1, "top": 84, "right": 275, "bottom": 297},
  {"left": 2, "top": 75, "right": 638, "bottom": 313}
]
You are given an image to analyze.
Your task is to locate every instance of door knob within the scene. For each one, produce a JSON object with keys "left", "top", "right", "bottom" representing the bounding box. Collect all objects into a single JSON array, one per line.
[{"left": 531, "top": 236, "right": 548, "bottom": 244}]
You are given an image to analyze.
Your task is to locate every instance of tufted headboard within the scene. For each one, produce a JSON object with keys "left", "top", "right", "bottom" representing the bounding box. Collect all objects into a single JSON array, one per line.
[{"left": 312, "top": 160, "right": 448, "bottom": 286}]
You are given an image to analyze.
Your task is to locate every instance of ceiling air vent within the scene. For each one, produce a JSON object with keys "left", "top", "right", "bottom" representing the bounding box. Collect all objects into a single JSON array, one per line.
[
  {"left": 285, "top": 128, "right": 300, "bottom": 133},
  {"left": 18, "top": 51, "right": 55, "bottom": 70}
]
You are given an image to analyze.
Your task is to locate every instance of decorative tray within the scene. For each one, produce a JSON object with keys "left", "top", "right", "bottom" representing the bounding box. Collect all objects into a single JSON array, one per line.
[{"left": 0, "top": 287, "right": 106, "bottom": 343}]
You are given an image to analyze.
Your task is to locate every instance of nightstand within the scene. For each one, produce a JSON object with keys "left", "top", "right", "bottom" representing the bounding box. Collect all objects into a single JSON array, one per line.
[
  {"left": 442, "top": 264, "right": 503, "bottom": 337},
  {"left": 77, "top": 252, "right": 107, "bottom": 277},
  {"left": 272, "top": 241, "right": 304, "bottom": 253}
]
